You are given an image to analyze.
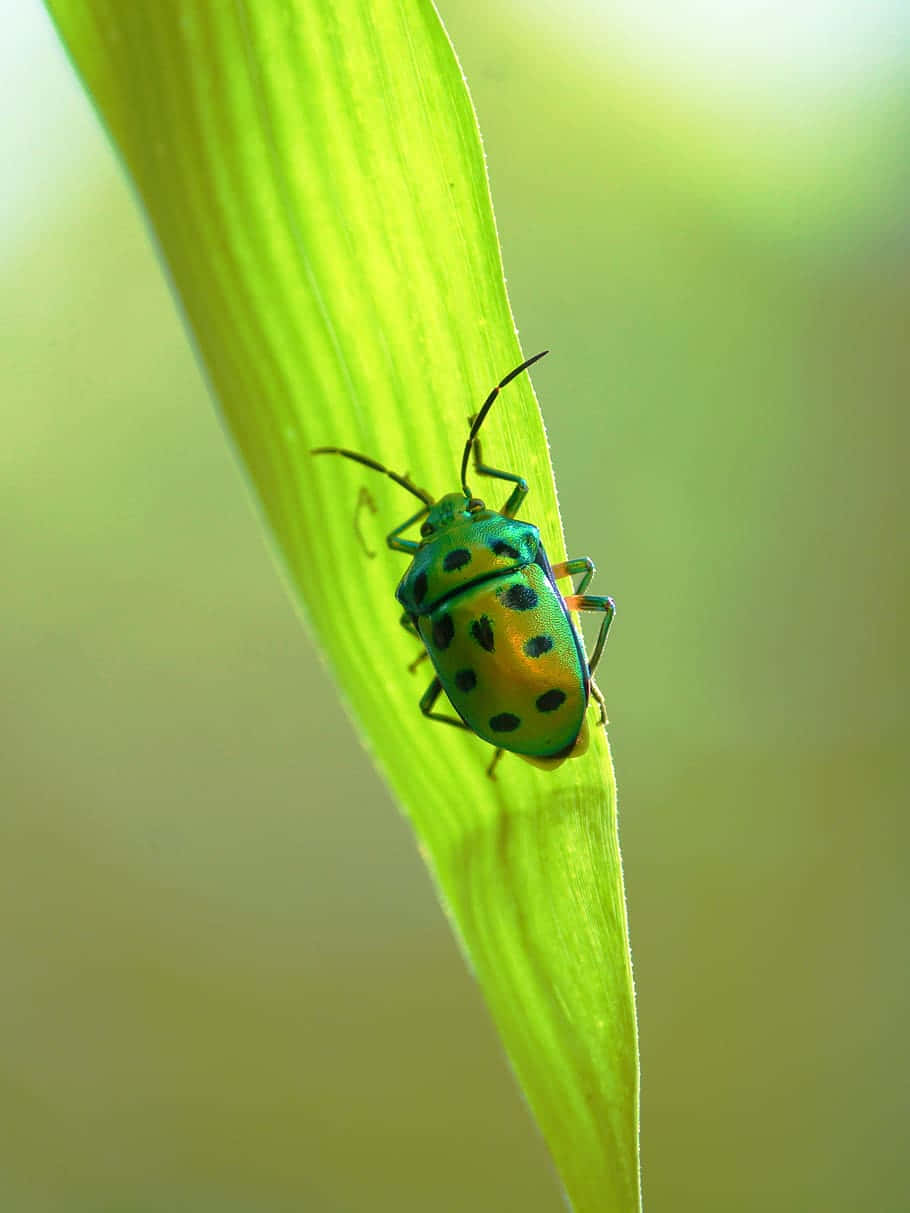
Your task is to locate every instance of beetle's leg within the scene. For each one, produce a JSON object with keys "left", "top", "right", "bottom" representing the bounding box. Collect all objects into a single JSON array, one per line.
[
  {"left": 420, "top": 679, "right": 504, "bottom": 777},
  {"left": 551, "top": 556, "right": 595, "bottom": 595},
  {"left": 387, "top": 506, "right": 430, "bottom": 554},
  {"left": 589, "top": 681, "right": 608, "bottom": 726},
  {"left": 400, "top": 611, "right": 430, "bottom": 673},
  {"left": 563, "top": 593, "right": 616, "bottom": 677},
  {"left": 486, "top": 748, "right": 505, "bottom": 780},
  {"left": 420, "top": 680, "right": 504, "bottom": 778},
  {"left": 468, "top": 432, "right": 529, "bottom": 519},
  {"left": 419, "top": 678, "right": 472, "bottom": 730}
]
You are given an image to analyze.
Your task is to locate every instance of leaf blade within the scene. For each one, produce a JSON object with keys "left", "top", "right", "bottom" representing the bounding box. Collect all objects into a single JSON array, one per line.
[{"left": 45, "top": 1, "right": 640, "bottom": 1206}]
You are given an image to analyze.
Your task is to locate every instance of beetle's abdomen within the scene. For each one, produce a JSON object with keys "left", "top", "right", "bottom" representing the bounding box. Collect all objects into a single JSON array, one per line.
[{"left": 418, "top": 563, "right": 588, "bottom": 758}]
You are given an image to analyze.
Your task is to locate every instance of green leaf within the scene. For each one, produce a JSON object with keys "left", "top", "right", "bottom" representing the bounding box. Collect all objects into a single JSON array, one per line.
[{"left": 45, "top": 1, "right": 640, "bottom": 1207}]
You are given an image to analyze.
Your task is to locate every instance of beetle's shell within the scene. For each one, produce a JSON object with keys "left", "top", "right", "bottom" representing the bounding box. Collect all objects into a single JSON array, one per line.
[
  {"left": 396, "top": 514, "right": 540, "bottom": 614},
  {"left": 416, "top": 558, "right": 588, "bottom": 758}
]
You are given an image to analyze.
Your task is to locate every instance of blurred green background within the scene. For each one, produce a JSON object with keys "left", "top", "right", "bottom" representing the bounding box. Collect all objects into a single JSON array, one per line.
[{"left": 3, "top": 1, "right": 907, "bottom": 1209}]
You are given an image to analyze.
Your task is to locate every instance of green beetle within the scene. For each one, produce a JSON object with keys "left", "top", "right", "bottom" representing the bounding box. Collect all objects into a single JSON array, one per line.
[{"left": 313, "top": 352, "right": 615, "bottom": 777}]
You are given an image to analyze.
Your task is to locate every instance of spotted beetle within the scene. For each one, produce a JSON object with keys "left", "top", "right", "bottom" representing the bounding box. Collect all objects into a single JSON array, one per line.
[{"left": 313, "top": 351, "right": 615, "bottom": 777}]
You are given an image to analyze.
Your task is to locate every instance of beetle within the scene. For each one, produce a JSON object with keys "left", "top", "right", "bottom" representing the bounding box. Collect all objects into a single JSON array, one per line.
[{"left": 312, "top": 351, "right": 615, "bottom": 777}]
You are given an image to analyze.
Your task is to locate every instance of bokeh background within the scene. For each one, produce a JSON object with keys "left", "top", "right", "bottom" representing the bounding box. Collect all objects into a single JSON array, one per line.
[{"left": 3, "top": 1, "right": 908, "bottom": 1209}]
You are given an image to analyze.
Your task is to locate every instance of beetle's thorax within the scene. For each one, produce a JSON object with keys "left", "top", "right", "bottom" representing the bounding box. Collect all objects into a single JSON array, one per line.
[{"left": 395, "top": 499, "right": 541, "bottom": 615}]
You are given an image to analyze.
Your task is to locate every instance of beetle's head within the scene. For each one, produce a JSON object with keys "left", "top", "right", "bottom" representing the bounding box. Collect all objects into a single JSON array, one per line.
[{"left": 419, "top": 491, "right": 486, "bottom": 541}]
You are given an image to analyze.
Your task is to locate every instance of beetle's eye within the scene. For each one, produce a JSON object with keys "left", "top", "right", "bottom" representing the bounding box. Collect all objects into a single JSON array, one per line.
[
  {"left": 420, "top": 521, "right": 434, "bottom": 537},
  {"left": 467, "top": 498, "right": 485, "bottom": 513}
]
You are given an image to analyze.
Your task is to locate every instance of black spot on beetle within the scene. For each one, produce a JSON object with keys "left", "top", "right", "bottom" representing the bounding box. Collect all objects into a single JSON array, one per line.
[
  {"left": 432, "top": 614, "right": 454, "bottom": 650},
  {"left": 536, "top": 688, "right": 566, "bottom": 713},
  {"left": 454, "top": 668, "right": 477, "bottom": 693},
  {"left": 501, "top": 583, "right": 538, "bottom": 611},
  {"left": 470, "top": 616, "right": 495, "bottom": 652},
  {"left": 489, "top": 712, "right": 521, "bottom": 733},
  {"left": 491, "top": 539, "right": 520, "bottom": 559},
  {"left": 413, "top": 570, "right": 428, "bottom": 605},
  {"left": 524, "top": 634, "right": 554, "bottom": 658},
  {"left": 443, "top": 548, "right": 471, "bottom": 572}
]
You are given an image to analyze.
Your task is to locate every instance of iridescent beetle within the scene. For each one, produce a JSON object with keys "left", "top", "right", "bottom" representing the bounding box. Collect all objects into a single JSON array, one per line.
[{"left": 313, "top": 352, "right": 614, "bottom": 777}]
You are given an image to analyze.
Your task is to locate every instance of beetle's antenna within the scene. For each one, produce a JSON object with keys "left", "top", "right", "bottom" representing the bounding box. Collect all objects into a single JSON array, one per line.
[
  {"left": 460, "top": 350, "right": 549, "bottom": 496},
  {"left": 311, "top": 447, "right": 434, "bottom": 506}
]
